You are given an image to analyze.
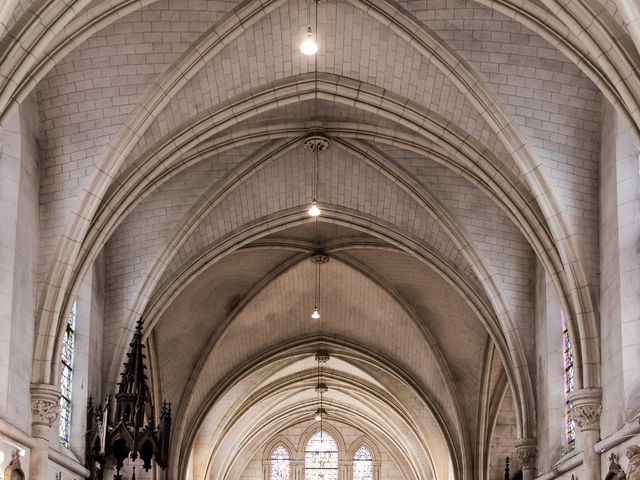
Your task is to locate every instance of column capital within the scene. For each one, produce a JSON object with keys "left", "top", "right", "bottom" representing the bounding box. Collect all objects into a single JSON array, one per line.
[
  {"left": 515, "top": 438, "right": 537, "bottom": 472},
  {"left": 569, "top": 388, "right": 602, "bottom": 431},
  {"left": 30, "top": 383, "right": 61, "bottom": 427}
]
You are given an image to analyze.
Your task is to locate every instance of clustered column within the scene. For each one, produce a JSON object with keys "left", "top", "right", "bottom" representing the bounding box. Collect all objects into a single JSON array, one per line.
[
  {"left": 515, "top": 438, "right": 538, "bottom": 480},
  {"left": 569, "top": 388, "right": 602, "bottom": 480},
  {"left": 30, "top": 383, "right": 61, "bottom": 480}
]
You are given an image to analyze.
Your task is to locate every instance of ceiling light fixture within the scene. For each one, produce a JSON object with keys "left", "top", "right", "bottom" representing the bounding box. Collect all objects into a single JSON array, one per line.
[
  {"left": 309, "top": 252, "right": 328, "bottom": 321},
  {"left": 300, "top": 1, "right": 320, "bottom": 56},
  {"left": 308, "top": 200, "right": 321, "bottom": 217},
  {"left": 304, "top": 133, "right": 330, "bottom": 218},
  {"left": 314, "top": 351, "right": 330, "bottom": 423},
  {"left": 300, "top": 26, "right": 318, "bottom": 56}
]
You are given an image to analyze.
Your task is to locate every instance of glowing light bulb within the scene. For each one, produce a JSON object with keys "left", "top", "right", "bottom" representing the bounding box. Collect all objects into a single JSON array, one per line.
[
  {"left": 308, "top": 201, "right": 321, "bottom": 217},
  {"left": 311, "top": 306, "right": 320, "bottom": 320},
  {"left": 315, "top": 411, "right": 322, "bottom": 421},
  {"left": 300, "top": 27, "right": 318, "bottom": 55}
]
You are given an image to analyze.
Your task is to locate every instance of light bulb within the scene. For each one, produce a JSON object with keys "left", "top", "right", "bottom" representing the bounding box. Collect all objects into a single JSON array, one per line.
[
  {"left": 314, "top": 407, "right": 326, "bottom": 420},
  {"left": 311, "top": 306, "right": 320, "bottom": 320},
  {"left": 300, "top": 27, "right": 318, "bottom": 55},
  {"left": 315, "top": 411, "right": 322, "bottom": 421},
  {"left": 308, "top": 201, "right": 321, "bottom": 217}
]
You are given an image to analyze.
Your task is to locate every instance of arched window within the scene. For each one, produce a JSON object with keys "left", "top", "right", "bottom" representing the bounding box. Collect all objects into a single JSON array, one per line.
[
  {"left": 59, "top": 301, "right": 77, "bottom": 446},
  {"left": 305, "top": 430, "right": 338, "bottom": 480},
  {"left": 562, "top": 311, "right": 576, "bottom": 450},
  {"left": 352, "top": 444, "right": 374, "bottom": 480},
  {"left": 270, "top": 444, "right": 291, "bottom": 480}
]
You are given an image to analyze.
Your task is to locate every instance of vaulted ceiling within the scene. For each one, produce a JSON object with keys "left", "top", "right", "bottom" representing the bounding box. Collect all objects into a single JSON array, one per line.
[{"left": 4, "top": 0, "right": 639, "bottom": 478}]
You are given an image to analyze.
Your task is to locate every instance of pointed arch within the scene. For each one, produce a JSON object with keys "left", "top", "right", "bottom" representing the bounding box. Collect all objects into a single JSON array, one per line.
[
  {"left": 347, "top": 436, "right": 381, "bottom": 462},
  {"left": 263, "top": 437, "right": 298, "bottom": 463},
  {"left": 352, "top": 444, "right": 375, "bottom": 480},
  {"left": 303, "top": 428, "right": 340, "bottom": 480},
  {"left": 268, "top": 443, "right": 292, "bottom": 480}
]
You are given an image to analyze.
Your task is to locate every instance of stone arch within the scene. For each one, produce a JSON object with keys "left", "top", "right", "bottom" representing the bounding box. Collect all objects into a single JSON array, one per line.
[
  {"left": 143, "top": 204, "right": 530, "bottom": 460},
  {"left": 263, "top": 437, "right": 298, "bottom": 462},
  {"left": 262, "top": 435, "right": 298, "bottom": 480},
  {"left": 164, "top": 247, "right": 471, "bottom": 479},
  {"left": 32, "top": 100, "right": 544, "bottom": 442},
  {"left": 3, "top": 0, "right": 639, "bottom": 144},
  {"left": 34, "top": 80, "right": 595, "bottom": 408},
  {"left": 31, "top": 0, "right": 601, "bottom": 395},
  {"left": 112, "top": 141, "right": 534, "bottom": 458},
  {"left": 181, "top": 340, "right": 447, "bottom": 480},
  {"left": 34, "top": 73, "right": 547, "bottom": 390},
  {"left": 106, "top": 134, "right": 529, "bottom": 411},
  {"left": 347, "top": 435, "right": 382, "bottom": 462},
  {"left": 298, "top": 423, "right": 348, "bottom": 460}
]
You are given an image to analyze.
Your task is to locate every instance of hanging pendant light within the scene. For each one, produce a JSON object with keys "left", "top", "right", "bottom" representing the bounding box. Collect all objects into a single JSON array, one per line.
[
  {"left": 300, "top": 26, "right": 318, "bottom": 55},
  {"left": 313, "top": 351, "right": 329, "bottom": 422},
  {"left": 309, "top": 253, "right": 328, "bottom": 322},
  {"left": 303, "top": 134, "right": 330, "bottom": 218},
  {"left": 308, "top": 200, "right": 321, "bottom": 217}
]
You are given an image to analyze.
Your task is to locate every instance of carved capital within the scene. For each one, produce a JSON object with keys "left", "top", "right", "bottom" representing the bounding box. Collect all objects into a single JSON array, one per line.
[
  {"left": 569, "top": 388, "right": 602, "bottom": 431},
  {"left": 570, "top": 404, "right": 602, "bottom": 430},
  {"left": 32, "top": 399, "right": 59, "bottom": 426},
  {"left": 31, "top": 383, "right": 61, "bottom": 427},
  {"left": 515, "top": 439, "right": 537, "bottom": 471}
]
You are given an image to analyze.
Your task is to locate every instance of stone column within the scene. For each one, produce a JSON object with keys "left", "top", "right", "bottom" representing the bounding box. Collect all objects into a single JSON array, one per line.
[
  {"left": 514, "top": 438, "right": 537, "bottom": 480},
  {"left": 292, "top": 459, "right": 303, "bottom": 480},
  {"left": 30, "top": 383, "right": 61, "bottom": 480},
  {"left": 340, "top": 459, "right": 349, "bottom": 480},
  {"left": 569, "top": 388, "right": 602, "bottom": 480}
]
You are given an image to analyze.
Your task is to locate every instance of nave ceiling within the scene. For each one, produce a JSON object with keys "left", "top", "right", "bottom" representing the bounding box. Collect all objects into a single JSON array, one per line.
[{"left": 2, "top": 0, "right": 639, "bottom": 477}]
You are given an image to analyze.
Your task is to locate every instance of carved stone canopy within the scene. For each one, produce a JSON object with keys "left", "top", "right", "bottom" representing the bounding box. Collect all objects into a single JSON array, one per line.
[{"left": 85, "top": 319, "right": 171, "bottom": 480}]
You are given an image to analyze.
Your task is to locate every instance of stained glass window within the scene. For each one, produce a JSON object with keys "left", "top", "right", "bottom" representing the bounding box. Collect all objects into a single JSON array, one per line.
[
  {"left": 353, "top": 445, "right": 374, "bottom": 480},
  {"left": 305, "top": 430, "right": 339, "bottom": 480},
  {"left": 59, "top": 301, "right": 76, "bottom": 447},
  {"left": 562, "top": 310, "right": 576, "bottom": 450},
  {"left": 271, "top": 444, "right": 291, "bottom": 480}
]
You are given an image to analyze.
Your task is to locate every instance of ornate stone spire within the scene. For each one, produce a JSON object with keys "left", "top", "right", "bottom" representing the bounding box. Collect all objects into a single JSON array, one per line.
[
  {"left": 118, "top": 319, "right": 148, "bottom": 396},
  {"left": 86, "top": 319, "right": 171, "bottom": 480},
  {"left": 115, "top": 318, "right": 149, "bottom": 426}
]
